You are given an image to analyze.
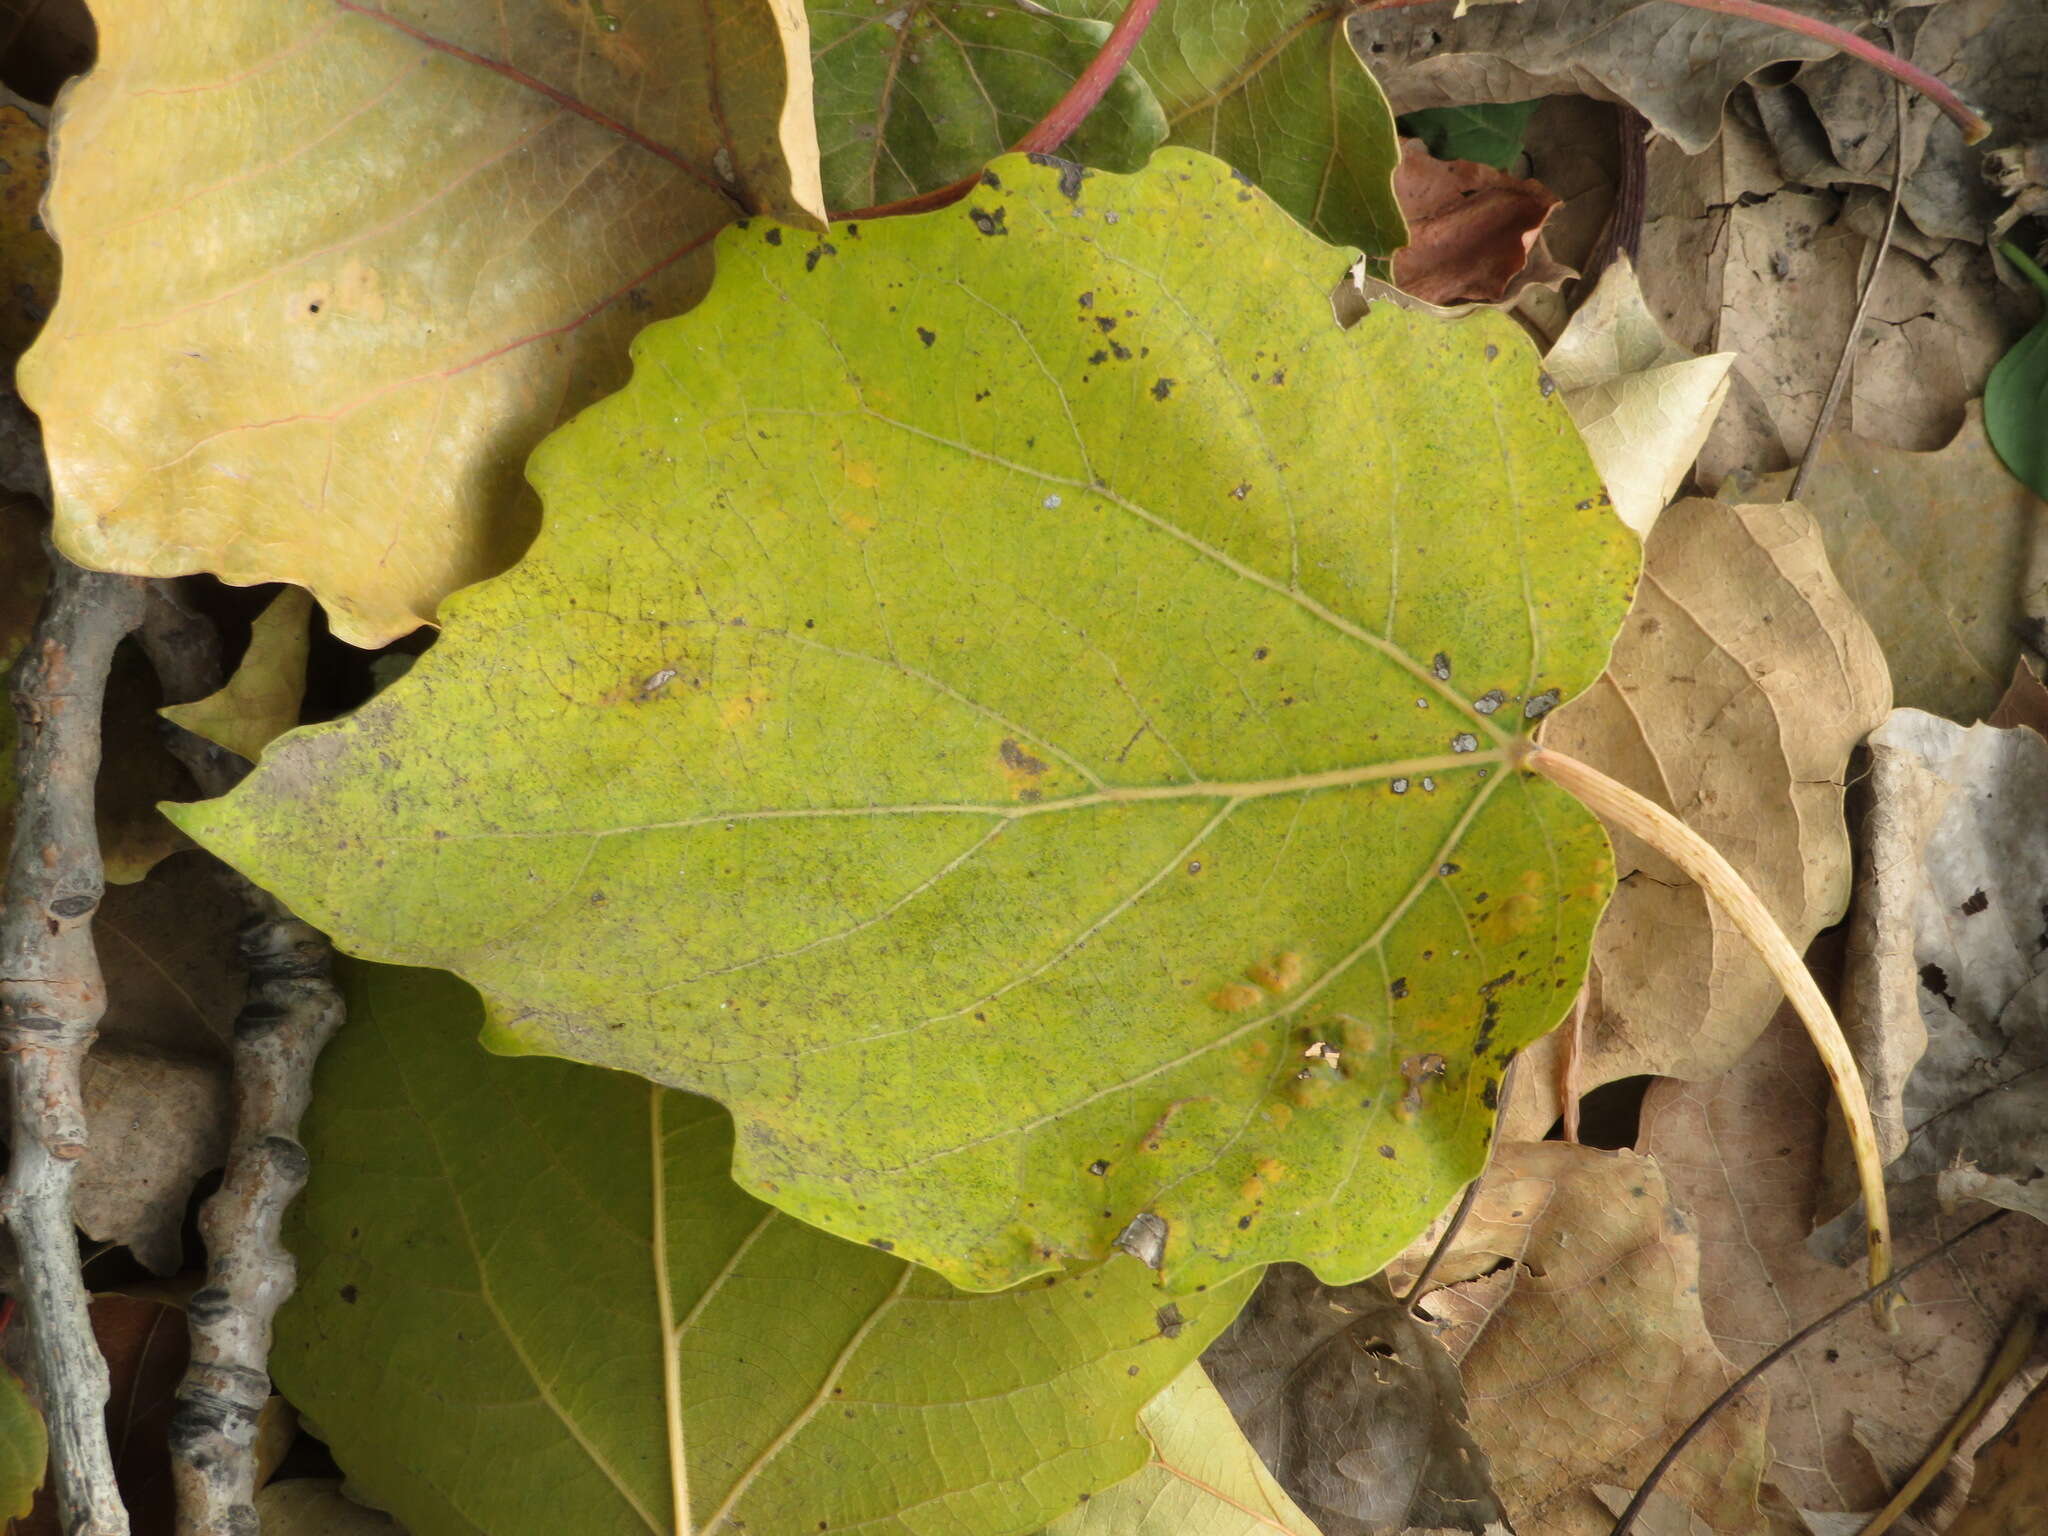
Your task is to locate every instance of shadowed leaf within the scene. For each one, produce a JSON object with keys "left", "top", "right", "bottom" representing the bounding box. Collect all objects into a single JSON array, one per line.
[{"left": 274, "top": 962, "right": 1252, "bottom": 1536}]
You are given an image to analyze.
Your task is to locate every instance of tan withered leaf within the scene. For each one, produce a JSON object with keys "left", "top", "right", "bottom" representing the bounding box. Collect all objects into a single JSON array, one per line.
[
  {"left": 19, "top": 0, "right": 825, "bottom": 647},
  {"left": 1508, "top": 498, "right": 1890, "bottom": 1138},
  {"left": 1744, "top": 404, "right": 2048, "bottom": 722},
  {"left": 1542, "top": 252, "right": 1733, "bottom": 538},
  {"left": 1390, "top": 140, "right": 1559, "bottom": 307},
  {"left": 72, "top": 1044, "right": 229, "bottom": 1275},
  {"left": 1952, "top": 1378, "right": 2048, "bottom": 1536},
  {"left": 1403, "top": 1142, "right": 1795, "bottom": 1536},
  {"left": 1640, "top": 1005, "right": 2048, "bottom": 1516}
]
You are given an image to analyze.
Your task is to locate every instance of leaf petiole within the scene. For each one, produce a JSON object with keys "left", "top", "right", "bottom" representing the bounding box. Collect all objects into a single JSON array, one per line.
[{"left": 1517, "top": 742, "right": 1896, "bottom": 1312}]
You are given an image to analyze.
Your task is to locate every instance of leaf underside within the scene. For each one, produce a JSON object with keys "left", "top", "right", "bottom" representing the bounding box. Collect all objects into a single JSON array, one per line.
[
  {"left": 277, "top": 963, "right": 1250, "bottom": 1536},
  {"left": 179, "top": 150, "right": 1635, "bottom": 1293}
]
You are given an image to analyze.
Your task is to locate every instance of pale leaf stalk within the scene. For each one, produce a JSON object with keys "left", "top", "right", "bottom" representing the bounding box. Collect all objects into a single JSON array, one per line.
[
  {"left": 1855, "top": 1309, "right": 2039, "bottom": 1536},
  {"left": 1519, "top": 744, "right": 1895, "bottom": 1302},
  {"left": 139, "top": 588, "right": 348, "bottom": 1536},
  {"left": 1, "top": 548, "right": 147, "bottom": 1536}
]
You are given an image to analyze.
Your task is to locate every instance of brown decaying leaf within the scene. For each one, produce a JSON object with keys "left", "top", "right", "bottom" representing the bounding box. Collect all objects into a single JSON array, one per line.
[
  {"left": 95, "top": 849, "right": 240, "bottom": 1063},
  {"left": 18, "top": 0, "right": 826, "bottom": 647},
  {"left": 1507, "top": 497, "right": 1890, "bottom": 1139},
  {"left": 1203, "top": 1266, "right": 1504, "bottom": 1536},
  {"left": 0, "top": 100, "right": 57, "bottom": 358},
  {"left": 1951, "top": 1377, "right": 2048, "bottom": 1536},
  {"left": 14, "top": 1295, "right": 188, "bottom": 1536},
  {"left": 1739, "top": 403, "right": 2048, "bottom": 723},
  {"left": 1986, "top": 658, "right": 2048, "bottom": 737},
  {"left": 1391, "top": 139, "right": 1560, "bottom": 305},
  {"left": 1814, "top": 709, "right": 2048, "bottom": 1251},
  {"left": 1348, "top": 0, "right": 1841, "bottom": 156},
  {"left": 1639, "top": 1005, "right": 2048, "bottom": 1515},
  {"left": 1403, "top": 1142, "right": 1796, "bottom": 1536},
  {"left": 1759, "top": 0, "right": 2048, "bottom": 248}
]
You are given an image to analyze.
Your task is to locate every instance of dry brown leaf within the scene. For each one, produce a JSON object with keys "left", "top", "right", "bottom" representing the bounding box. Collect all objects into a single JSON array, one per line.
[
  {"left": 95, "top": 849, "right": 240, "bottom": 1063},
  {"left": 0, "top": 99, "right": 57, "bottom": 359},
  {"left": 1506, "top": 497, "right": 1890, "bottom": 1139},
  {"left": 1391, "top": 138, "right": 1560, "bottom": 305},
  {"left": 1951, "top": 1377, "right": 2048, "bottom": 1536},
  {"left": 1541, "top": 252, "right": 1733, "bottom": 536},
  {"left": 12, "top": 1295, "right": 188, "bottom": 1536},
  {"left": 1203, "top": 1267, "right": 1504, "bottom": 1535},
  {"left": 1761, "top": 0, "right": 2048, "bottom": 248},
  {"left": 1639, "top": 1005, "right": 2048, "bottom": 1515},
  {"left": 19, "top": 0, "right": 826, "bottom": 646},
  {"left": 1816, "top": 710, "right": 2048, "bottom": 1250},
  {"left": 1347, "top": 0, "right": 1841, "bottom": 155},
  {"left": 1737, "top": 403, "right": 2048, "bottom": 722},
  {"left": 1400, "top": 1142, "right": 1796, "bottom": 1536},
  {"left": 161, "top": 585, "right": 313, "bottom": 765},
  {"left": 1986, "top": 658, "right": 2048, "bottom": 736},
  {"left": 72, "top": 1044, "right": 228, "bottom": 1275}
]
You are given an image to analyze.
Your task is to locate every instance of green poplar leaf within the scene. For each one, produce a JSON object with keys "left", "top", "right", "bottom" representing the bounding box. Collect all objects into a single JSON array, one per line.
[
  {"left": 1988, "top": 244, "right": 2048, "bottom": 499},
  {"left": 277, "top": 962, "right": 1251, "bottom": 1536},
  {"left": 176, "top": 150, "right": 1634, "bottom": 1294},
  {"left": 809, "top": 0, "right": 1167, "bottom": 212},
  {"left": 1396, "top": 102, "right": 1542, "bottom": 171},
  {"left": 0, "top": 1363, "right": 44, "bottom": 1521},
  {"left": 1042, "top": 0, "right": 1406, "bottom": 254}
]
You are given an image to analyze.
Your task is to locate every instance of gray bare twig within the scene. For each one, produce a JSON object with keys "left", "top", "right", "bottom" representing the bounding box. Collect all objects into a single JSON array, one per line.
[
  {"left": 2, "top": 545, "right": 148, "bottom": 1536},
  {"left": 140, "top": 584, "right": 346, "bottom": 1536}
]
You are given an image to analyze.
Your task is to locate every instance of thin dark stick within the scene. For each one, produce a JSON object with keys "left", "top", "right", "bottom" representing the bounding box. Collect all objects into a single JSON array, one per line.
[
  {"left": 1583, "top": 105, "right": 1649, "bottom": 291},
  {"left": 1607, "top": 1209, "right": 2011, "bottom": 1536},
  {"left": 1400, "top": 1053, "right": 1518, "bottom": 1314},
  {"left": 1788, "top": 72, "right": 1906, "bottom": 503}
]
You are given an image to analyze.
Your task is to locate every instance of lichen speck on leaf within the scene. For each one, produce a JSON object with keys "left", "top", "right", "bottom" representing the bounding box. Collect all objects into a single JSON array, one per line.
[{"left": 173, "top": 149, "right": 1636, "bottom": 1294}]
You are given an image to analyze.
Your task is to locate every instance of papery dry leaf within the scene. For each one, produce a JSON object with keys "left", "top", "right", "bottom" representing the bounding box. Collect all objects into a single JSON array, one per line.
[
  {"left": 1639, "top": 1005, "right": 2048, "bottom": 1515},
  {"left": 1392, "top": 138, "right": 1559, "bottom": 305},
  {"left": 1987, "top": 657, "right": 2048, "bottom": 737},
  {"left": 1815, "top": 710, "right": 2048, "bottom": 1249},
  {"left": 1204, "top": 1266, "right": 1504, "bottom": 1535},
  {"left": 95, "top": 850, "right": 239, "bottom": 1063},
  {"left": 161, "top": 586, "right": 313, "bottom": 765},
  {"left": 1952, "top": 1377, "right": 2048, "bottom": 1536},
  {"left": 1348, "top": 0, "right": 1842, "bottom": 156},
  {"left": 1739, "top": 403, "right": 2048, "bottom": 722},
  {"left": 0, "top": 99, "right": 57, "bottom": 359},
  {"left": 1405, "top": 1142, "right": 1796, "bottom": 1536},
  {"left": 1506, "top": 497, "right": 1890, "bottom": 1139},
  {"left": 1541, "top": 252, "right": 1733, "bottom": 536},
  {"left": 73, "top": 1044, "right": 228, "bottom": 1274},
  {"left": 18, "top": 0, "right": 826, "bottom": 647},
  {"left": 1760, "top": 0, "right": 2048, "bottom": 247}
]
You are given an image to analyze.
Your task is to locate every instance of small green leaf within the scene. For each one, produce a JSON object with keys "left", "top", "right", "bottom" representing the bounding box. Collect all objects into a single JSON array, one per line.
[
  {"left": 1988, "top": 244, "right": 2048, "bottom": 499},
  {"left": 1043, "top": 1366, "right": 1321, "bottom": 1535},
  {"left": 276, "top": 962, "right": 1251, "bottom": 1536},
  {"left": 0, "top": 1363, "right": 46, "bottom": 1521},
  {"left": 1397, "top": 102, "right": 1541, "bottom": 171},
  {"left": 810, "top": 0, "right": 1167, "bottom": 212},
  {"left": 1042, "top": 0, "right": 1406, "bottom": 253},
  {"left": 177, "top": 150, "right": 1632, "bottom": 1294}
]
